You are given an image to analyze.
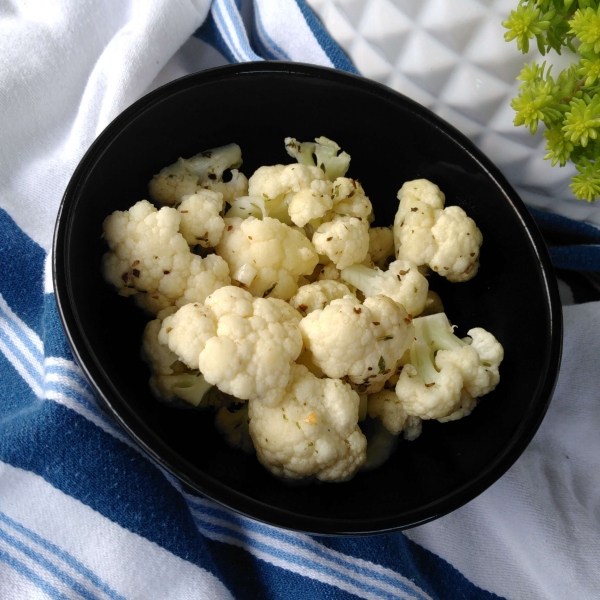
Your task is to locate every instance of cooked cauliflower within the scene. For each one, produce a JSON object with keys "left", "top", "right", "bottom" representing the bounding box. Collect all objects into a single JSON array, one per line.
[
  {"left": 158, "top": 302, "right": 217, "bottom": 370},
  {"left": 395, "top": 313, "right": 503, "bottom": 420},
  {"left": 216, "top": 216, "right": 319, "bottom": 300},
  {"left": 289, "top": 280, "right": 353, "bottom": 315},
  {"left": 148, "top": 143, "right": 248, "bottom": 206},
  {"left": 287, "top": 180, "right": 334, "bottom": 227},
  {"left": 246, "top": 163, "right": 327, "bottom": 225},
  {"left": 177, "top": 190, "right": 225, "bottom": 248},
  {"left": 285, "top": 136, "right": 351, "bottom": 181},
  {"left": 312, "top": 216, "right": 370, "bottom": 270},
  {"left": 141, "top": 306, "right": 219, "bottom": 408},
  {"left": 331, "top": 178, "right": 373, "bottom": 221},
  {"left": 340, "top": 259, "right": 429, "bottom": 317},
  {"left": 248, "top": 363, "right": 367, "bottom": 481},
  {"left": 161, "top": 286, "right": 303, "bottom": 407},
  {"left": 102, "top": 200, "right": 230, "bottom": 314},
  {"left": 299, "top": 294, "right": 414, "bottom": 394},
  {"left": 393, "top": 179, "right": 483, "bottom": 282}
]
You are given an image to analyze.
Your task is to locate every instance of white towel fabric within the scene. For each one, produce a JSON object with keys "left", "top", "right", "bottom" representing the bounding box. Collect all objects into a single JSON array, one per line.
[{"left": 1, "top": 1, "right": 599, "bottom": 599}]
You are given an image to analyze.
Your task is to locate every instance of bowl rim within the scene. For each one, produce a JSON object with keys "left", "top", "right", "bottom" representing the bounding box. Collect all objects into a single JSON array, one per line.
[{"left": 52, "top": 60, "right": 563, "bottom": 535}]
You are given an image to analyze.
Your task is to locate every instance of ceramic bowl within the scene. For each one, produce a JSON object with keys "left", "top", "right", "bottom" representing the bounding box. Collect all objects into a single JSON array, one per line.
[{"left": 53, "top": 62, "right": 562, "bottom": 535}]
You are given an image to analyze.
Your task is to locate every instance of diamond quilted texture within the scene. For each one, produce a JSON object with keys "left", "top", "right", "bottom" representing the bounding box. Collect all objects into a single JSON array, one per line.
[{"left": 307, "top": 0, "right": 597, "bottom": 224}]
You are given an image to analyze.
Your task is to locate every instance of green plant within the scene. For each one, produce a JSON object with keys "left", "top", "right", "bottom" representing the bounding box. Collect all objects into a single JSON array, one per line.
[{"left": 503, "top": 0, "right": 600, "bottom": 202}]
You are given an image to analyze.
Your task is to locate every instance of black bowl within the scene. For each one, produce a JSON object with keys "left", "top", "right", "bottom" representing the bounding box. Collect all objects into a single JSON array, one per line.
[{"left": 53, "top": 62, "right": 562, "bottom": 535}]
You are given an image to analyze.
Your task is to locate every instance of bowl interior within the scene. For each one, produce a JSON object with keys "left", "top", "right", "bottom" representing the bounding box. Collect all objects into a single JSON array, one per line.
[{"left": 54, "top": 63, "right": 562, "bottom": 534}]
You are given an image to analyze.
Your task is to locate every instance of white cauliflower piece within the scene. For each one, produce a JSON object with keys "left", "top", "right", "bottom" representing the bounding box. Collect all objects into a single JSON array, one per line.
[
  {"left": 395, "top": 313, "right": 503, "bottom": 420},
  {"left": 216, "top": 216, "right": 319, "bottom": 300},
  {"left": 249, "top": 163, "right": 326, "bottom": 199},
  {"left": 141, "top": 306, "right": 179, "bottom": 376},
  {"left": 368, "top": 227, "right": 395, "bottom": 269},
  {"left": 285, "top": 136, "right": 351, "bottom": 181},
  {"left": 340, "top": 259, "right": 429, "bottom": 317},
  {"left": 158, "top": 303, "right": 217, "bottom": 370},
  {"left": 331, "top": 178, "right": 373, "bottom": 221},
  {"left": 141, "top": 306, "right": 217, "bottom": 407},
  {"left": 299, "top": 294, "right": 414, "bottom": 394},
  {"left": 160, "top": 286, "right": 303, "bottom": 407},
  {"left": 177, "top": 190, "right": 225, "bottom": 248},
  {"left": 312, "top": 216, "right": 370, "bottom": 270},
  {"left": 148, "top": 143, "right": 248, "bottom": 206},
  {"left": 393, "top": 179, "right": 483, "bottom": 282},
  {"left": 367, "top": 389, "right": 423, "bottom": 439},
  {"left": 248, "top": 363, "right": 366, "bottom": 481},
  {"left": 101, "top": 200, "right": 230, "bottom": 314},
  {"left": 289, "top": 280, "right": 353, "bottom": 315},
  {"left": 288, "top": 180, "right": 334, "bottom": 227}
]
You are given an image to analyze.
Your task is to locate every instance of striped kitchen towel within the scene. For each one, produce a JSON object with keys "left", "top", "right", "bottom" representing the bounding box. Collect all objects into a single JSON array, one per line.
[{"left": 1, "top": 1, "right": 599, "bottom": 599}]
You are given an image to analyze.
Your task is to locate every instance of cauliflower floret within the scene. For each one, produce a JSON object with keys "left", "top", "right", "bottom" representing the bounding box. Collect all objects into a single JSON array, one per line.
[
  {"left": 331, "top": 178, "right": 373, "bottom": 221},
  {"left": 158, "top": 303, "right": 217, "bottom": 370},
  {"left": 141, "top": 306, "right": 219, "bottom": 408},
  {"left": 285, "top": 136, "right": 351, "bottom": 181},
  {"left": 393, "top": 179, "right": 483, "bottom": 282},
  {"left": 288, "top": 180, "right": 334, "bottom": 227},
  {"left": 141, "top": 306, "right": 179, "bottom": 376},
  {"left": 148, "top": 143, "right": 248, "bottom": 206},
  {"left": 102, "top": 200, "right": 230, "bottom": 314},
  {"left": 340, "top": 259, "right": 429, "bottom": 317},
  {"left": 368, "top": 227, "right": 395, "bottom": 269},
  {"left": 216, "top": 216, "right": 319, "bottom": 300},
  {"left": 248, "top": 363, "right": 367, "bottom": 481},
  {"left": 367, "top": 389, "right": 423, "bottom": 439},
  {"left": 395, "top": 312, "right": 503, "bottom": 420},
  {"left": 289, "top": 280, "right": 353, "bottom": 315},
  {"left": 249, "top": 163, "right": 326, "bottom": 198},
  {"left": 161, "top": 286, "right": 302, "bottom": 407},
  {"left": 299, "top": 294, "right": 414, "bottom": 394},
  {"left": 177, "top": 190, "right": 225, "bottom": 248},
  {"left": 312, "top": 216, "right": 370, "bottom": 270}
]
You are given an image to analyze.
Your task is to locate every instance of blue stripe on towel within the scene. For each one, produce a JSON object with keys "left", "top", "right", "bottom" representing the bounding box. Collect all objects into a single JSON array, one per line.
[
  {"left": 0, "top": 209, "right": 45, "bottom": 337},
  {"left": 0, "top": 511, "right": 126, "bottom": 600},
  {"left": 0, "top": 545, "right": 72, "bottom": 600},
  {"left": 292, "top": 0, "right": 359, "bottom": 74}
]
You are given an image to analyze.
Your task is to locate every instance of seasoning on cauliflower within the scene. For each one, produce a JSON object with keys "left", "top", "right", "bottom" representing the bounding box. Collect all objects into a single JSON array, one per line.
[
  {"left": 366, "top": 389, "right": 423, "bottom": 439},
  {"left": 393, "top": 179, "right": 483, "bottom": 282},
  {"left": 161, "top": 286, "right": 303, "bottom": 407},
  {"left": 285, "top": 136, "right": 351, "bottom": 181},
  {"left": 248, "top": 363, "right": 367, "bottom": 481},
  {"left": 289, "top": 280, "right": 353, "bottom": 315},
  {"left": 148, "top": 142, "right": 248, "bottom": 206},
  {"left": 299, "top": 294, "right": 414, "bottom": 394},
  {"left": 177, "top": 190, "right": 225, "bottom": 248},
  {"left": 340, "top": 259, "right": 429, "bottom": 317},
  {"left": 395, "top": 312, "right": 503, "bottom": 420},
  {"left": 102, "top": 200, "right": 230, "bottom": 314},
  {"left": 216, "top": 216, "right": 319, "bottom": 300}
]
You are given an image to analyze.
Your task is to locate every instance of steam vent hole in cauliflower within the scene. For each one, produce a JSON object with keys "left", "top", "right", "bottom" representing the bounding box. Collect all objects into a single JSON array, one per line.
[{"left": 100, "top": 137, "right": 503, "bottom": 484}]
